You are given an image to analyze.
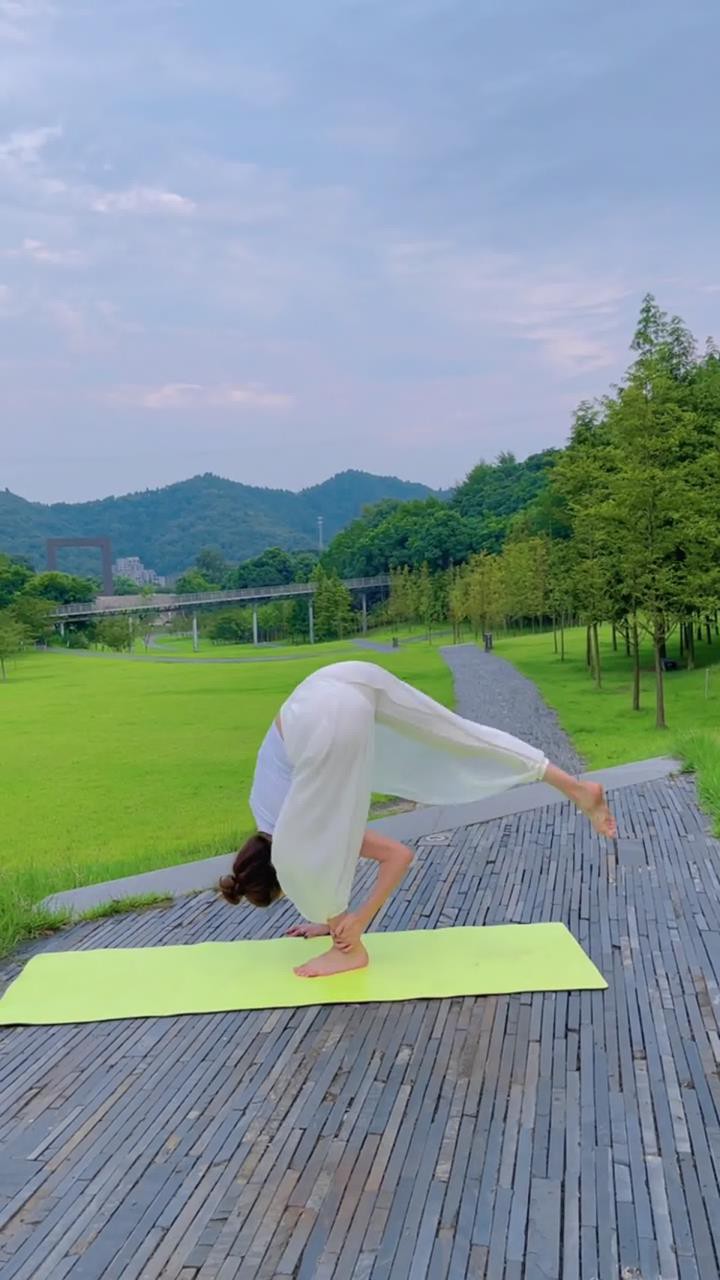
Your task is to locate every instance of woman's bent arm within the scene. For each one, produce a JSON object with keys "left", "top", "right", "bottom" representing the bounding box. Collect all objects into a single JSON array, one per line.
[{"left": 330, "top": 831, "right": 413, "bottom": 950}]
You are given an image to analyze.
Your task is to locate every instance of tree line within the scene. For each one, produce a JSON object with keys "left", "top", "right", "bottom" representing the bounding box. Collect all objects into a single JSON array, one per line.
[{"left": 382, "top": 296, "right": 720, "bottom": 729}]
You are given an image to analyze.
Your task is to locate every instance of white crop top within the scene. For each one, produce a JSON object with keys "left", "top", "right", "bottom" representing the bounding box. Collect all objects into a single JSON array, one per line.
[{"left": 249, "top": 722, "right": 294, "bottom": 834}]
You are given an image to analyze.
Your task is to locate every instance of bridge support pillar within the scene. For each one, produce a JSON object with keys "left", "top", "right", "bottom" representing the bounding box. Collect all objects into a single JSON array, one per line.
[
  {"left": 252, "top": 607, "right": 259, "bottom": 647},
  {"left": 58, "top": 621, "right": 65, "bottom": 639},
  {"left": 308, "top": 599, "right": 315, "bottom": 645},
  {"left": 361, "top": 592, "right": 368, "bottom": 634},
  {"left": 192, "top": 613, "right": 199, "bottom": 653}
]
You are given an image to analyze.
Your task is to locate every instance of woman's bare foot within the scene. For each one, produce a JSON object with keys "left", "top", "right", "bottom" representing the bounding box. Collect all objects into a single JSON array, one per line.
[
  {"left": 285, "top": 923, "right": 331, "bottom": 939},
  {"left": 294, "top": 942, "right": 369, "bottom": 979},
  {"left": 575, "top": 781, "right": 617, "bottom": 837}
]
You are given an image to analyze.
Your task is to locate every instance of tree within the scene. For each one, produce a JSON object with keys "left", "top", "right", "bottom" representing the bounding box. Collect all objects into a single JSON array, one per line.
[
  {"left": 227, "top": 547, "right": 296, "bottom": 589},
  {"left": 313, "top": 567, "right": 355, "bottom": 641},
  {"left": 547, "top": 540, "right": 576, "bottom": 660},
  {"left": 415, "top": 563, "right": 444, "bottom": 642},
  {"left": 0, "top": 612, "right": 25, "bottom": 680},
  {"left": 113, "top": 576, "right": 141, "bottom": 596},
  {"left": 500, "top": 540, "right": 535, "bottom": 629},
  {"left": 290, "top": 596, "right": 311, "bottom": 642},
  {"left": 590, "top": 295, "right": 720, "bottom": 727},
  {"left": 387, "top": 566, "right": 418, "bottom": 632},
  {"left": 96, "top": 617, "right": 133, "bottom": 652},
  {"left": 553, "top": 403, "right": 616, "bottom": 687},
  {"left": 175, "top": 569, "right": 213, "bottom": 595},
  {"left": 448, "top": 567, "right": 468, "bottom": 642},
  {"left": 208, "top": 609, "right": 253, "bottom": 644},
  {"left": 21, "top": 570, "right": 95, "bottom": 604},
  {"left": 195, "top": 547, "right": 227, "bottom": 585},
  {"left": 0, "top": 554, "right": 34, "bottom": 608},
  {"left": 290, "top": 551, "right": 319, "bottom": 583},
  {"left": 10, "top": 596, "right": 54, "bottom": 644},
  {"left": 134, "top": 608, "right": 157, "bottom": 653}
]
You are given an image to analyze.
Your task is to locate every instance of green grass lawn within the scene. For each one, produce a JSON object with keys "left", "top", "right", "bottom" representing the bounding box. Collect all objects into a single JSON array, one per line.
[
  {"left": 144, "top": 635, "right": 364, "bottom": 659},
  {"left": 495, "top": 623, "right": 720, "bottom": 827},
  {"left": 1, "top": 643, "right": 453, "bottom": 954}
]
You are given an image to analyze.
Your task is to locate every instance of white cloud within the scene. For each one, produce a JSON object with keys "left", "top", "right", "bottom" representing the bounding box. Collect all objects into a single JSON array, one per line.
[
  {"left": 385, "top": 239, "right": 628, "bottom": 375},
  {"left": 0, "top": 1, "right": 54, "bottom": 45},
  {"left": 112, "top": 382, "right": 294, "bottom": 410},
  {"left": 0, "top": 123, "right": 61, "bottom": 165},
  {"left": 522, "top": 327, "right": 616, "bottom": 374},
  {"left": 7, "top": 237, "right": 86, "bottom": 265},
  {"left": 92, "top": 187, "right": 196, "bottom": 216}
]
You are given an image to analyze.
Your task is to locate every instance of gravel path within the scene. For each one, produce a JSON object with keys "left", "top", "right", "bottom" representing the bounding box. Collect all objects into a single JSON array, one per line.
[
  {"left": 354, "top": 639, "right": 396, "bottom": 653},
  {"left": 441, "top": 643, "right": 584, "bottom": 774}
]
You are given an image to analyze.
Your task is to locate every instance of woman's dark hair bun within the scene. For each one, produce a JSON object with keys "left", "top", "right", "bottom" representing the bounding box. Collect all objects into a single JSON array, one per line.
[
  {"left": 218, "top": 833, "right": 280, "bottom": 909},
  {"left": 218, "top": 872, "right": 242, "bottom": 904}
]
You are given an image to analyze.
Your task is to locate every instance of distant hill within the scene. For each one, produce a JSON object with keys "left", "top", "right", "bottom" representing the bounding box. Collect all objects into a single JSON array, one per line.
[{"left": 0, "top": 470, "right": 441, "bottom": 576}]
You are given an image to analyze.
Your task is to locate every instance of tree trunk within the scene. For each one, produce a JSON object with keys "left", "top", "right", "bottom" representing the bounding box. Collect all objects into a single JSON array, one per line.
[
  {"left": 697, "top": 624, "right": 703, "bottom": 643},
  {"left": 679, "top": 624, "right": 684, "bottom": 659},
  {"left": 624, "top": 619, "right": 631, "bottom": 657},
  {"left": 592, "top": 622, "right": 602, "bottom": 688},
  {"left": 586, "top": 625, "right": 592, "bottom": 671},
  {"left": 552, "top": 616, "right": 558, "bottom": 654},
  {"left": 632, "top": 616, "right": 641, "bottom": 711},
  {"left": 560, "top": 614, "right": 565, "bottom": 662},
  {"left": 654, "top": 630, "right": 667, "bottom": 729},
  {"left": 0, "top": 657, "right": 5, "bottom": 682},
  {"left": 706, "top": 618, "right": 712, "bottom": 646},
  {"left": 687, "top": 622, "right": 695, "bottom": 671},
  {"left": 612, "top": 622, "right": 617, "bottom": 652}
]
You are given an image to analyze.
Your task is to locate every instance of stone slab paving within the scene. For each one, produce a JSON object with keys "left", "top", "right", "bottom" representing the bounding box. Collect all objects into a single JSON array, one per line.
[{"left": 4, "top": 771, "right": 720, "bottom": 1277}]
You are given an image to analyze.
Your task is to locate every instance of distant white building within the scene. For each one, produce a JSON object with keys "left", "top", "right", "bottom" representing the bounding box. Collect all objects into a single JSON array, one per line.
[{"left": 113, "top": 555, "right": 166, "bottom": 587}]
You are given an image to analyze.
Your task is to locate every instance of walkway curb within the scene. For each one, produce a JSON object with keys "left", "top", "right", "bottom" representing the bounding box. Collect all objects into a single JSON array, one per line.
[{"left": 41, "top": 756, "right": 682, "bottom": 916}]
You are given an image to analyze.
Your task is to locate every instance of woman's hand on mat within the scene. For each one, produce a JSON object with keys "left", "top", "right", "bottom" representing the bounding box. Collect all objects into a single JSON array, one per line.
[
  {"left": 285, "top": 922, "right": 332, "bottom": 939},
  {"left": 331, "top": 912, "right": 365, "bottom": 952}
]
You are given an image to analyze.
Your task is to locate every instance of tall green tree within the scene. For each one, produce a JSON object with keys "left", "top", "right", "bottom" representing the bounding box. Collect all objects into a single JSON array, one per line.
[
  {"left": 603, "top": 300, "right": 714, "bottom": 726},
  {"left": 0, "top": 612, "right": 26, "bottom": 680},
  {"left": 0, "top": 555, "right": 34, "bottom": 608},
  {"left": 553, "top": 402, "right": 616, "bottom": 687},
  {"left": 313, "top": 567, "right": 355, "bottom": 641},
  {"left": 10, "top": 596, "right": 54, "bottom": 644}
]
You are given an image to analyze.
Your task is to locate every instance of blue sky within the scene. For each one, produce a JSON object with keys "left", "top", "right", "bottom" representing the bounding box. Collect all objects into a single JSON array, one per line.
[{"left": 2, "top": 0, "right": 719, "bottom": 503}]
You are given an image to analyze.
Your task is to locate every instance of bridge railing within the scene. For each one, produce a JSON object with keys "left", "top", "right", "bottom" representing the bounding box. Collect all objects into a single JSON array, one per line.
[{"left": 52, "top": 574, "right": 391, "bottom": 619}]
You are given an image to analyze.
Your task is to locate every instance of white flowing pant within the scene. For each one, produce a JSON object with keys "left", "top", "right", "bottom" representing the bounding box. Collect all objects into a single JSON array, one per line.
[{"left": 272, "top": 661, "right": 548, "bottom": 923}]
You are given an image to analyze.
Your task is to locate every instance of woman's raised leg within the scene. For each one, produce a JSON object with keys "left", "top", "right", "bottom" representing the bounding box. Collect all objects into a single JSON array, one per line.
[{"left": 542, "top": 763, "right": 617, "bottom": 837}]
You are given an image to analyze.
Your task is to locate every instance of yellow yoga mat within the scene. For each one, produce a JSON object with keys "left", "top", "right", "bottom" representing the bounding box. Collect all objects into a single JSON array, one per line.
[{"left": 0, "top": 924, "right": 606, "bottom": 1026}]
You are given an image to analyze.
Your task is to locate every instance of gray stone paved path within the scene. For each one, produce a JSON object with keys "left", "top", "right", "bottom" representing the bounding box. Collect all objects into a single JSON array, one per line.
[
  {"left": 442, "top": 643, "right": 585, "bottom": 774},
  {"left": 3, "top": 771, "right": 720, "bottom": 1278}
]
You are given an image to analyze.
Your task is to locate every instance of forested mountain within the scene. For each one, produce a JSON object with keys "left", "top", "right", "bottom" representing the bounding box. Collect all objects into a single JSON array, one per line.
[
  {"left": 0, "top": 470, "right": 438, "bottom": 576},
  {"left": 321, "top": 450, "right": 560, "bottom": 577}
]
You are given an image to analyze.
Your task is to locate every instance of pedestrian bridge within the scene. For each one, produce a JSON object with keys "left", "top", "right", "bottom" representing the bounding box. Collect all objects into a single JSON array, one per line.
[
  {"left": 52, "top": 574, "right": 391, "bottom": 620},
  {"left": 51, "top": 574, "right": 391, "bottom": 646}
]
